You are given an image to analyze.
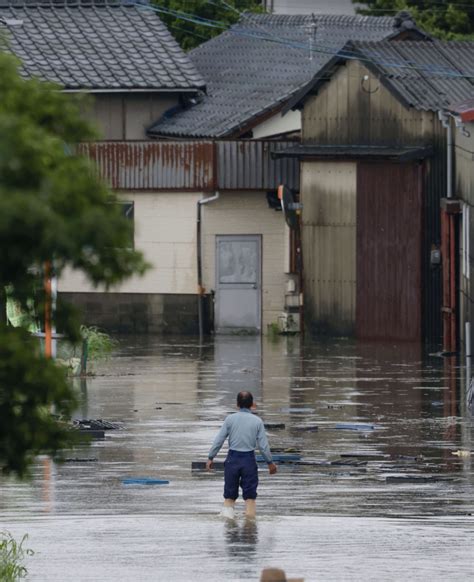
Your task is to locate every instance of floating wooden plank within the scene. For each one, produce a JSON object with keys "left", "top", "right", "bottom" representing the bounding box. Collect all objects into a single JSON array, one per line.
[
  {"left": 341, "top": 452, "right": 389, "bottom": 460},
  {"left": 293, "top": 425, "right": 319, "bottom": 432},
  {"left": 256, "top": 454, "right": 301, "bottom": 463},
  {"left": 264, "top": 423, "right": 286, "bottom": 430},
  {"left": 280, "top": 408, "right": 315, "bottom": 414},
  {"left": 192, "top": 461, "right": 225, "bottom": 472},
  {"left": 57, "top": 457, "right": 98, "bottom": 463}
]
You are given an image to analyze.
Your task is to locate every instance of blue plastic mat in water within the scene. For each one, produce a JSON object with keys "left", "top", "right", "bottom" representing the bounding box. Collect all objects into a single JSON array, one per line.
[{"left": 122, "top": 477, "right": 170, "bottom": 485}]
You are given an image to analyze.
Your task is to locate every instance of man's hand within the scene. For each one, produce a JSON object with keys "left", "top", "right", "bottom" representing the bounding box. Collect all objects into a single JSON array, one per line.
[
  {"left": 206, "top": 459, "right": 214, "bottom": 471},
  {"left": 268, "top": 462, "right": 277, "bottom": 475}
]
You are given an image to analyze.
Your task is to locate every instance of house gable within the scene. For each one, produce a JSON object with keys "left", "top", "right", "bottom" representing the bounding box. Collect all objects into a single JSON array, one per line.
[{"left": 301, "top": 59, "right": 433, "bottom": 147}]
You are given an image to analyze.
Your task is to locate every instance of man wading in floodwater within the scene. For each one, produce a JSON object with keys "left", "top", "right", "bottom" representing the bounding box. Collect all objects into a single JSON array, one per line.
[{"left": 206, "top": 391, "right": 277, "bottom": 519}]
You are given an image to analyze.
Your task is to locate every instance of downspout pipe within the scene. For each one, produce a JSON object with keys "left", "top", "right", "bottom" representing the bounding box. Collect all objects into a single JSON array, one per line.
[
  {"left": 197, "top": 192, "right": 220, "bottom": 343},
  {"left": 438, "top": 110, "right": 453, "bottom": 198},
  {"left": 439, "top": 110, "right": 456, "bottom": 353}
]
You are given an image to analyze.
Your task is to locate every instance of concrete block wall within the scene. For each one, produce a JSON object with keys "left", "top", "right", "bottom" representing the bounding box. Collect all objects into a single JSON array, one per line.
[{"left": 59, "top": 292, "right": 209, "bottom": 334}]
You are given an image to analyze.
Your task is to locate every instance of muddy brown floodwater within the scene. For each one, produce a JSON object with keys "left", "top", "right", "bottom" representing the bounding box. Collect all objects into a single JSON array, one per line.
[{"left": 1, "top": 336, "right": 473, "bottom": 581}]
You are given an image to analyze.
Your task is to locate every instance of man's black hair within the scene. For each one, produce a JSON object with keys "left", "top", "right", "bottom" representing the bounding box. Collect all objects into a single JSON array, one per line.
[{"left": 237, "top": 391, "right": 253, "bottom": 409}]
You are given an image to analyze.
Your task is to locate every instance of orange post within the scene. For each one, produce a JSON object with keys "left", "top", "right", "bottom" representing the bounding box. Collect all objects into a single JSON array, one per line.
[{"left": 44, "top": 261, "right": 52, "bottom": 359}]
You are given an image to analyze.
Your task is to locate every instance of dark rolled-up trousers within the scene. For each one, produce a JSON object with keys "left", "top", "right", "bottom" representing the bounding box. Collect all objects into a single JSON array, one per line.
[{"left": 224, "top": 449, "right": 258, "bottom": 500}]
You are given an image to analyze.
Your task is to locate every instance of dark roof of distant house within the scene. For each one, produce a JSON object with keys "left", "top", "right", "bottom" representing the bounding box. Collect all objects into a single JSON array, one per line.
[
  {"left": 149, "top": 11, "right": 426, "bottom": 138},
  {"left": 0, "top": 0, "right": 205, "bottom": 91},
  {"left": 287, "top": 40, "right": 474, "bottom": 113}
]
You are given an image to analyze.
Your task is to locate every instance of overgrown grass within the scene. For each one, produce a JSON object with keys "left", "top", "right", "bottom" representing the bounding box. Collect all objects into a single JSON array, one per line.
[
  {"left": 80, "top": 325, "right": 117, "bottom": 361},
  {"left": 0, "top": 532, "right": 33, "bottom": 581}
]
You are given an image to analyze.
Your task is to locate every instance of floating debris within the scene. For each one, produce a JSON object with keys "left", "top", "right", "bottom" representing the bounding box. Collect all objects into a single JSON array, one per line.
[
  {"left": 192, "top": 461, "right": 224, "bottom": 472},
  {"left": 281, "top": 408, "right": 315, "bottom": 414},
  {"left": 385, "top": 475, "right": 453, "bottom": 484},
  {"left": 74, "top": 419, "right": 123, "bottom": 430},
  {"left": 55, "top": 457, "right": 98, "bottom": 463},
  {"left": 293, "top": 425, "right": 319, "bottom": 433},
  {"left": 256, "top": 454, "right": 301, "bottom": 463},
  {"left": 341, "top": 452, "right": 389, "bottom": 460},
  {"left": 122, "top": 477, "right": 169, "bottom": 485},
  {"left": 335, "top": 423, "right": 375, "bottom": 431},
  {"left": 264, "top": 423, "right": 286, "bottom": 430}
]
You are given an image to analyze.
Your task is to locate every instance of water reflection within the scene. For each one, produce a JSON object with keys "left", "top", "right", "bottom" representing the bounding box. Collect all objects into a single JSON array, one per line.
[{"left": 224, "top": 518, "right": 259, "bottom": 560}]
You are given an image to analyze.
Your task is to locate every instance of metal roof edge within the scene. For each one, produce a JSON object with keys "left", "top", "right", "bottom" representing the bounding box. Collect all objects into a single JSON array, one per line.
[{"left": 272, "top": 144, "right": 434, "bottom": 161}]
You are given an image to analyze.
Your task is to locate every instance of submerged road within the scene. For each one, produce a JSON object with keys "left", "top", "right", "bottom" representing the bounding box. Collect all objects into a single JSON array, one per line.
[{"left": 1, "top": 336, "right": 473, "bottom": 581}]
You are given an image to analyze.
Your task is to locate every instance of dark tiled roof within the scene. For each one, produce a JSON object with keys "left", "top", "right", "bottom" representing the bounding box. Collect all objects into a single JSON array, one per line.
[
  {"left": 149, "top": 12, "right": 418, "bottom": 138},
  {"left": 0, "top": 0, "right": 205, "bottom": 90},
  {"left": 351, "top": 41, "right": 474, "bottom": 111}
]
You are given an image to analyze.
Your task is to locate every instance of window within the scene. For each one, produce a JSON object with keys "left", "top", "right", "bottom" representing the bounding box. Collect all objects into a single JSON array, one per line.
[{"left": 119, "top": 201, "right": 134, "bottom": 248}]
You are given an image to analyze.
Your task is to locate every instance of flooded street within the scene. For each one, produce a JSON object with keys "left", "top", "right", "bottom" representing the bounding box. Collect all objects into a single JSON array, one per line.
[{"left": 1, "top": 336, "right": 473, "bottom": 581}]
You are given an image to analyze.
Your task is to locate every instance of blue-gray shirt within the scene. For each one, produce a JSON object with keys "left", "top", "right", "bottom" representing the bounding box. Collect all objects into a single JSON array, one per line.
[{"left": 208, "top": 408, "right": 273, "bottom": 463}]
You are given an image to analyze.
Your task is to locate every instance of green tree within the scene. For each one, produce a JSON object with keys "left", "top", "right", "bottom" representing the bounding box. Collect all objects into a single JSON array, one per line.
[
  {"left": 0, "top": 52, "right": 148, "bottom": 478},
  {"left": 354, "top": 0, "right": 474, "bottom": 39},
  {"left": 154, "top": 0, "right": 264, "bottom": 50}
]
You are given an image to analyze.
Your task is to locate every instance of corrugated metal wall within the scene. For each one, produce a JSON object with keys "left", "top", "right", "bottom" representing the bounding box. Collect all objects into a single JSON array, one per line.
[
  {"left": 79, "top": 140, "right": 300, "bottom": 192},
  {"left": 301, "top": 161, "right": 356, "bottom": 336},
  {"left": 79, "top": 141, "right": 215, "bottom": 191},
  {"left": 216, "top": 141, "right": 300, "bottom": 190}
]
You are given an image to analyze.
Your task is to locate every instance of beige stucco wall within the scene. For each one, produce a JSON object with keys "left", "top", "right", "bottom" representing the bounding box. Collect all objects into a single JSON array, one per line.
[
  {"left": 252, "top": 108, "right": 301, "bottom": 139},
  {"left": 201, "top": 191, "right": 288, "bottom": 331},
  {"left": 58, "top": 191, "right": 200, "bottom": 294},
  {"left": 83, "top": 93, "right": 179, "bottom": 140}
]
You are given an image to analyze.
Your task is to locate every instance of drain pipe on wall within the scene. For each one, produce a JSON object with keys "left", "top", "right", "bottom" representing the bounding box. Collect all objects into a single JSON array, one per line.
[
  {"left": 197, "top": 192, "right": 220, "bottom": 343},
  {"left": 439, "top": 110, "right": 453, "bottom": 199},
  {"left": 439, "top": 110, "right": 458, "bottom": 353}
]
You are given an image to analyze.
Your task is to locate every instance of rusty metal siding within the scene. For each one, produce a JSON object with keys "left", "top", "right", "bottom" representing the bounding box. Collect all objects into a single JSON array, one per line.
[
  {"left": 216, "top": 141, "right": 300, "bottom": 191},
  {"left": 79, "top": 141, "right": 215, "bottom": 191},
  {"left": 356, "top": 162, "right": 423, "bottom": 341},
  {"left": 79, "top": 140, "right": 300, "bottom": 192}
]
